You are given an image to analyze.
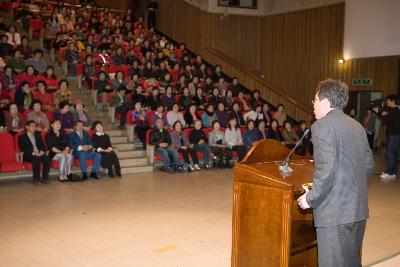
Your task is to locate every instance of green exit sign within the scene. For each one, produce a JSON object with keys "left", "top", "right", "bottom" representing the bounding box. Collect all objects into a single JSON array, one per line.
[{"left": 352, "top": 79, "right": 373, "bottom": 86}]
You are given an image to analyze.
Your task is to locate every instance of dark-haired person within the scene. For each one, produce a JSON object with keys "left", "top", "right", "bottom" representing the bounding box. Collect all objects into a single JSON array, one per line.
[
  {"left": 201, "top": 104, "right": 218, "bottom": 128},
  {"left": 145, "top": 87, "right": 161, "bottom": 110},
  {"left": 180, "top": 87, "right": 192, "bottom": 110},
  {"left": 297, "top": 79, "right": 373, "bottom": 267},
  {"left": 111, "top": 71, "right": 126, "bottom": 91},
  {"left": 207, "top": 88, "right": 221, "bottom": 107},
  {"left": 255, "top": 120, "right": 268, "bottom": 140},
  {"left": 167, "top": 103, "right": 185, "bottom": 127},
  {"left": 27, "top": 49, "right": 46, "bottom": 74},
  {"left": 18, "top": 120, "right": 51, "bottom": 185},
  {"left": 243, "top": 119, "right": 258, "bottom": 152},
  {"left": 6, "top": 25, "right": 21, "bottom": 48},
  {"left": 189, "top": 120, "right": 214, "bottom": 169},
  {"left": 282, "top": 120, "right": 300, "bottom": 150},
  {"left": 72, "top": 100, "right": 92, "bottom": 131},
  {"left": 184, "top": 104, "right": 200, "bottom": 128},
  {"left": 8, "top": 49, "right": 25, "bottom": 74},
  {"left": 15, "top": 81, "right": 33, "bottom": 111},
  {"left": 161, "top": 86, "right": 176, "bottom": 110},
  {"left": 16, "top": 36, "right": 32, "bottom": 60},
  {"left": 16, "top": 65, "right": 37, "bottom": 89},
  {"left": 215, "top": 102, "right": 229, "bottom": 128},
  {"left": 170, "top": 121, "right": 199, "bottom": 171},
  {"left": 150, "top": 118, "right": 181, "bottom": 172},
  {"left": 92, "top": 121, "right": 121, "bottom": 178},
  {"left": 229, "top": 77, "right": 243, "bottom": 97},
  {"left": 69, "top": 120, "right": 101, "bottom": 180},
  {"left": 38, "top": 66, "right": 58, "bottom": 91},
  {"left": 82, "top": 55, "right": 97, "bottom": 90},
  {"left": 372, "top": 94, "right": 400, "bottom": 182},
  {"left": 2, "top": 65, "right": 16, "bottom": 91},
  {"left": 27, "top": 100, "right": 49, "bottom": 132},
  {"left": 54, "top": 79, "right": 72, "bottom": 107},
  {"left": 273, "top": 104, "right": 287, "bottom": 126},
  {"left": 297, "top": 120, "right": 312, "bottom": 155},
  {"left": 230, "top": 102, "right": 245, "bottom": 126},
  {"left": 110, "top": 86, "right": 132, "bottom": 129},
  {"left": 225, "top": 117, "right": 246, "bottom": 162},
  {"left": 33, "top": 81, "right": 54, "bottom": 112},
  {"left": 208, "top": 120, "right": 232, "bottom": 168},
  {"left": 53, "top": 100, "right": 75, "bottom": 133},
  {"left": 267, "top": 119, "right": 284, "bottom": 143},
  {"left": 65, "top": 42, "right": 80, "bottom": 75},
  {"left": 0, "top": 34, "right": 13, "bottom": 59},
  {"left": 261, "top": 103, "right": 273, "bottom": 127},
  {"left": 45, "top": 120, "right": 73, "bottom": 182},
  {"left": 5, "top": 103, "right": 23, "bottom": 135}
]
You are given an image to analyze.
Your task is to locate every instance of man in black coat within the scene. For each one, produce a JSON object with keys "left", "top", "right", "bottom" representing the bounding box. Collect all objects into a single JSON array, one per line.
[{"left": 18, "top": 120, "right": 51, "bottom": 184}]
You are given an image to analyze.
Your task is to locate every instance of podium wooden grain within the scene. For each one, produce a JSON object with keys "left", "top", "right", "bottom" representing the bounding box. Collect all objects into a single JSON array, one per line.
[{"left": 232, "top": 140, "right": 317, "bottom": 267}]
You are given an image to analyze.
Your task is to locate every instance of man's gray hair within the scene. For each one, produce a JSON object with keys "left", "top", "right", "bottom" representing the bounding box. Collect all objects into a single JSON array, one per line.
[{"left": 316, "top": 79, "right": 349, "bottom": 110}]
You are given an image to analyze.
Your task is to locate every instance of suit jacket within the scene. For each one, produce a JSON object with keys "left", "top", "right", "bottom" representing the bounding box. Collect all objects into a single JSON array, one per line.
[
  {"left": 69, "top": 131, "right": 93, "bottom": 158},
  {"left": 306, "top": 109, "right": 374, "bottom": 227},
  {"left": 18, "top": 131, "right": 47, "bottom": 161}
]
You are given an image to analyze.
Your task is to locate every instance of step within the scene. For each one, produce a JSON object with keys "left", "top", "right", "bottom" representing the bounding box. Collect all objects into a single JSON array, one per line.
[
  {"left": 111, "top": 136, "right": 128, "bottom": 144},
  {"left": 105, "top": 130, "right": 125, "bottom": 137},
  {"left": 120, "top": 158, "right": 148, "bottom": 167},
  {"left": 117, "top": 150, "right": 146, "bottom": 159},
  {"left": 113, "top": 143, "right": 135, "bottom": 151},
  {"left": 121, "top": 165, "right": 154, "bottom": 174}
]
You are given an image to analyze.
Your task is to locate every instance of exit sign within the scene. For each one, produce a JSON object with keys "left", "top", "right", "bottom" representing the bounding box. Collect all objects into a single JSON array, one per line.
[{"left": 352, "top": 79, "right": 373, "bottom": 86}]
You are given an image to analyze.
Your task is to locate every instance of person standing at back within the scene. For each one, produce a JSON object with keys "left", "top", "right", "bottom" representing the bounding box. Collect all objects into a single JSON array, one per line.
[{"left": 297, "top": 79, "right": 374, "bottom": 267}]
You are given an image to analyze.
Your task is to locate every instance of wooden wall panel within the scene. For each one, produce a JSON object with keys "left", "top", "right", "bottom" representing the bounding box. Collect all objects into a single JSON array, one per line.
[{"left": 157, "top": 0, "right": 399, "bottom": 122}]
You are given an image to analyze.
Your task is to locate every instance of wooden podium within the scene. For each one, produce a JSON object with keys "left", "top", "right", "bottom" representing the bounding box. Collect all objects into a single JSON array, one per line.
[{"left": 232, "top": 139, "right": 317, "bottom": 267}]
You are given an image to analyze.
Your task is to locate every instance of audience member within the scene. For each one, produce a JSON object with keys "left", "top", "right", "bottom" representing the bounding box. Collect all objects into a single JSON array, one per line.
[
  {"left": 243, "top": 119, "right": 258, "bottom": 152},
  {"left": 167, "top": 103, "right": 185, "bottom": 127},
  {"left": 188, "top": 120, "right": 214, "bottom": 168},
  {"left": 27, "top": 100, "right": 49, "bottom": 132},
  {"left": 5, "top": 103, "right": 23, "bottom": 135},
  {"left": 52, "top": 100, "right": 74, "bottom": 133},
  {"left": 268, "top": 119, "right": 284, "bottom": 143},
  {"left": 273, "top": 104, "right": 287, "bottom": 126},
  {"left": 225, "top": 117, "right": 246, "bottom": 162},
  {"left": 72, "top": 100, "right": 92, "bottom": 131},
  {"left": 201, "top": 104, "right": 218, "bottom": 128},
  {"left": 170, "top": 121, "right": 199, "bottom": 171},
  {"left": 208, "top": 120, "right": 232, "bottom": 168}
]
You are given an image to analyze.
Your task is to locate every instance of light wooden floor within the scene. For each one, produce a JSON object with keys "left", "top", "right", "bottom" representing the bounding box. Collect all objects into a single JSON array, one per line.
[{"left": 0, "top": 156, "right": 399, "bottom": 267}]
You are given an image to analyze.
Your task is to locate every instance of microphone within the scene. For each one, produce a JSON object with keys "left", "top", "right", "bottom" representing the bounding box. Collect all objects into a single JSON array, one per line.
[{"left": 278, "top": 129, "right": 310, "bottom": 174}]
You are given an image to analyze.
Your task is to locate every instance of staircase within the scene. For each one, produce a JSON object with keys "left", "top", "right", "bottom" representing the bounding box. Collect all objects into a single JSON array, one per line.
[{"left": 70, "top": 83, "right": 154, "bottom": 175}]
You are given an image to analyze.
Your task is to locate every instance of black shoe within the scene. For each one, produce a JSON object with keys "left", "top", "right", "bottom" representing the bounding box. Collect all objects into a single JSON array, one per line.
[
  {"left": 167, "top": 167, "right": 174, "bottom": 173},
  {"left": 41, "top": 179, "right": 50, "bottom": 184},
  {"left": 108, "top": 172, "right": 115, "bottom": 178},
  {"left": 218, "top": 160, "right": 225, "bottom": 169},
  {"left": 90, "top": 173, "right": 99, "bottom": 179},
  {"left": 82, "top": 173, "right": 88, "bottom": 180},
  {"left": 67, "top": 174, "right": 73, "bottom": 180},
  {"left": 33, "top": 180, "right": 40, "bottom": 185},
  {"left": 225, "top": 162, "right": 232, "bottom": 169}
]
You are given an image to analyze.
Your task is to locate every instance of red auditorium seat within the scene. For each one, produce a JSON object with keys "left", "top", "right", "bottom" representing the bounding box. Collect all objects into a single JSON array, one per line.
[{"left": 0, "top": 133, "right": 22, "bottom": 173}]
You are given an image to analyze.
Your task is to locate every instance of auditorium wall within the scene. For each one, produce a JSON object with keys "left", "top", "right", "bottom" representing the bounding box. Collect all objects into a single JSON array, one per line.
[{"left": 157, "top": 0, "right": 399, "bottom": 114}]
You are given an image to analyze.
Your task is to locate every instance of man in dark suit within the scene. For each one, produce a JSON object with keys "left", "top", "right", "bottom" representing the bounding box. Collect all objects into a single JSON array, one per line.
[
  {"left": 18, "top": 120, "right": 51, "bottom": 184},
  {"left": 69, "top": 120, "right": 101, "bottom": 180},
  {"left": 298, "top": 79, "right": 374, "bottom": 267}
]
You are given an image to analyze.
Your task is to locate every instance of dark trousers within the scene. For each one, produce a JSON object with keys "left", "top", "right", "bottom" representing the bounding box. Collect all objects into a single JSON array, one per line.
[
  {"left": 24, "top": 154, "right": 51, "bottom": 182},
  {"left": 231, "top": 145, "right": 246, "bottom": 161},
  {"left": 211, "top": 146, "right": 232, "bottom": 161},
  {"left": 386, "top": 134, "right": 400, "bottom": 175},
  {"left": 316, "top": 220, "right": 366, "bottom": 267},
  {"left": 178, "top": 148, "right": 199, "bottom": 164},
  {"left": 135, "top": 125, "right": 151, "bottom": 147},
  {"left": 367, "top": 132, "right": 375, "bottom": 150},
  {"left": 117, "top": 103, "right": 132, "bottom": 126}
]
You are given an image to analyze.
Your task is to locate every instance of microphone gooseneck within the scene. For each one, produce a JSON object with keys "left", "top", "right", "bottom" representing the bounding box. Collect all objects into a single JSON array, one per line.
[{"left": 278, "top": 129, "right": 310, "bottom": 174}]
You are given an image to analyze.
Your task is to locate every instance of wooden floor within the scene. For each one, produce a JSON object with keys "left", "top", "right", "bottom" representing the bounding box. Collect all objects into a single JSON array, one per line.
[{"left": 0, "top": 156, "right": 399, "bottom": 267}]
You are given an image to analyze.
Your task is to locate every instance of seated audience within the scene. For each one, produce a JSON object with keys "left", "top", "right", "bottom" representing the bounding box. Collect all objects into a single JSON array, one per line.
[
  {"left": 16, "top": 65, "right": 37, "bottom": 89},
  {"left": 189, "top": 120, "right": 214, "bottom": 168},
  {"left": 224, "top": 89, "right": 235, "bottom": 109},
  {"left": 6, "top": 25, "right": 21, "bottom": 47},
  {"left": 170, "top": 121, "right": 200, "bottom": 171},
  {"left": 297, "top": 120, "right": 312, "bottom": 155},
  {"left": 65, "top": 42, "right": 80, "bottom": 75},
  {"left": 161, "top": 86, "right": 175, "bottom": 110},
  {"left": 27, "top": 49, "right": 46, "bottom": 74},
  {"left": 261, "top": 103, "right": 273, "bottom": 126},
  {"left": 91, "top": 121, "right": 121, "bottom": 178},
  {"left": 33, "top": 81, "right": 54, "bottom": 111},
  {"left": 39, "top": 66, "right": 58, "bottom": 91},
  {"left": 110, "top": 86, "right": 132, "bottom": 129},
  {"left": 131, "top": 85, "right": 146, "bottom": 106},
  {"left": 243, "top": 119, "right": 258, "bottom": 152},
  {"left": 2, "top": 65, "right": 16, "bottom": 91},
  {"left": 8, "top": 49, "right": 25, "bottom": 74},
  {"left": 17, "top": 36, "right": 32, "bottom": 60},
  {"left": 167, "top": 103, "right": 186, "bottom": 127},
  {"left": 225, "top": 117, "right": 246, "bottom": 162},
  {"left": 282, "top": 120, "right": 300, "bottom": 149},
  {"left": 180, "top": 87, "right": 192, "bottom": 109},
  {"left": 150, "top": 118, "right": 182, "bottom": 172},
  {"left": 18, "top": 120, "right": 51, "bottom": 185},
  {"left": 273, "top": 104, "right": 287, "bottom": 126},
  {"left": 111, "top": 71, "right": 126, "bottom": 91},
  {"left": 146, "top": 87, "right": 161, "bottom": 110},
  {"left": 192, "top": 87, "right": 206, "bottom": 110},
  {"left": 237, "top": 91, "right": 250, "bottom": 111},
  {"left": 230, "top": 102, "right": 245, "bottom": 126},
  {"left": 72, "top": 100, "right": 92, "bottom": 131},
  {"left": 52, "top": 100, "right": 74, "bottom": 133},
  {"left": 69, "top": 120, "right": 101, "bottom": 180},
  {"left": 267, "top": 119, "right": 284, "bottom": 143},
  {"left": 256, "top": 120, "right": 268, "bottom": 140},
  {"left": 184, "top": 104, "right": 200, "bottom": 128},
  {"left": 15, "top": 81, "right": 33, "bottom": 111},
  {"left": 130, "top": 102, "right": 151, "bottom": 147},
  {"left": 45, "top": 120, "right": 73, "bottom": 182},
  {"left": 82, "top": 55, "right": 97, "bottom": 90},
  {"left": 215, "top": 102, "right": 229, "bottom": 128},
  {"left": 27, "top": 100, "right": 49, "bottom": 132},
  {"left": 201, "top": 104, "right": 218, "bottom": 128},
  {"left": 0, "top": 34, "right": 13, "bottom": 59},
  {"left": 5, "top": 103, "right": 23, "bottom": 135},
  {"left": 54, "top": 79, "right": 72, "bottom": 107},
  {"left": 0, "top": 81, "right": 11, "bottom": 109},
  {"left": 208, "top": 120, "right": 232, "bottom": 168},
  {"left": 150, "top": 104, "right": 168, "bottom": 127},
  {"left": 207, "top": 88, "right": 221, "bottom": 107}
]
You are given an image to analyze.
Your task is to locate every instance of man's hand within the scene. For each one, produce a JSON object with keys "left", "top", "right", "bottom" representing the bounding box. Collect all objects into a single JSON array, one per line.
[
  {"left": 297, "top": 185, "right": 311, "bottom": 210},
  {"left": 199, "top": 139, "right": 205, "bottom": 144}
]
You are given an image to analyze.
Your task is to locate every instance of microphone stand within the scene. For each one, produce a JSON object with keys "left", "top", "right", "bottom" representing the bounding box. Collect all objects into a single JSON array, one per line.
[{"left": 278, "top": 129, "right": 310, "bottom": 174}]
